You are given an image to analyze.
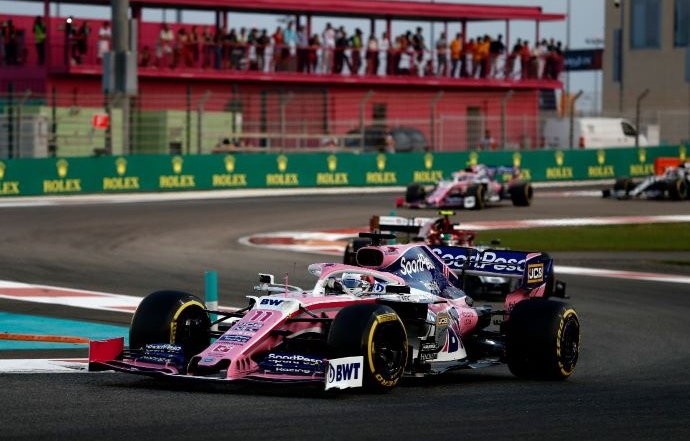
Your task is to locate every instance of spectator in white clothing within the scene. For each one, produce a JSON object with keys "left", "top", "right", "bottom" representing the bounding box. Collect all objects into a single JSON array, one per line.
[{"left": 97, "top": 21, "right": 111, "bottom": 63}]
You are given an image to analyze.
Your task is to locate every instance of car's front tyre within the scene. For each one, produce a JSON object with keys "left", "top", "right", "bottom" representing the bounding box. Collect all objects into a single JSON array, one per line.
[
  {"left": 505, "top": 298, "right": 580, "bottom": 380},
  {"left": 328, "top": 303, "right": 408, "bottom": 392},
  {"left": 129, "top": 290, "right": 211, "bottom": 369}
]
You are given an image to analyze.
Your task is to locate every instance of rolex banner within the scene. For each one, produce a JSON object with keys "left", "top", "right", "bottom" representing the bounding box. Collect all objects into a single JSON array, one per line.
[{"left": 0, "top": 146, "right": 685, "bottom": 197}]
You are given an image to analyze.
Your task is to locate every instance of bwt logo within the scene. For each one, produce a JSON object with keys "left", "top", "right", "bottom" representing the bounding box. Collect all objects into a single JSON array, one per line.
[
  {"left": 328, "top": 362, "right": 361, "bottom": 382},
  {"left": 527, "top": 263, "right": 544, "bottom": 283},
  {"left": 260, "top": 298, "right": 284, "bottom": 306}
]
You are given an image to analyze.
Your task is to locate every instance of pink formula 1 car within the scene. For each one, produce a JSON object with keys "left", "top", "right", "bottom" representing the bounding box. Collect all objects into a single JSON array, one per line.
[
  {"left": 397, "top": 164, "right": 533, "bottom": 209},
  {"left": 343, "top": 212, "right": 515, "bottom": 297},
  {"left": 90, "top": 234, "right": 579, "bottom": 392}
]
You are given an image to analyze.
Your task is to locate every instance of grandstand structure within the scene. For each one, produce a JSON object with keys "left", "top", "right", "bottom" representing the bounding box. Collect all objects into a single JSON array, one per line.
[{"left": 0, "top": 0, "right": 565, "bottom": 155}]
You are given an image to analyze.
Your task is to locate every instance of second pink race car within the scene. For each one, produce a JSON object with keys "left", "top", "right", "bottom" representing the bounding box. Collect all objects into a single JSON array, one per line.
[{"left": 397, "top": 164, "right": 533, "bottom": 209}]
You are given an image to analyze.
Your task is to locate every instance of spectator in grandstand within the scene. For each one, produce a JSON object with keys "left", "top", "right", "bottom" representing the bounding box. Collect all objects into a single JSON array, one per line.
[
  {"left": 396, "top": 37, "right": 414, "bottom": 76},
  {"left": 449, "top": 32, "right": 462, "bottom": 78},
  {"left": 247, "top": 27, "right": 259, "bottom": 71},
  {"left": 436, "top": 31, "right": 448, "bottom": 77},
  {"left": 283, "top": 20, "right": 297, "bottom": 71},
  {"left": 308, "top": 33, "right": 319, "bottom": 73},
  {"left": 256, "top": 29, "right": 269, "bottom": 72},
  {"left": 504, "top": 38, "right": 521, "bottom": 79},
  {"left": 470, "top": 37, "right": 481, "bottom": 78},
  {"left": 2, "top": 19, "right": 19, "bottom": 65},
  {"left": 74, "top": 20, "right": 90, "bottom": 65},
  {"left": 139, "top": 45, "right": 152, "bottom": 67},
  {"left": 189, "top": 25, "right": 199, "bottom": 65},
  {"left": 321, "top": 22, "right": 335, "bottom": 73},
  {"left": 296, "top": 24, "right": 309, "bottom": 73},
  {"left": 552, "top": 40, "right": 565, "bottom": 80},
  {"left": 350, "top": 28, "right": 363, "bottom": 75},
  {"left": 201, "top": 25, "right": 213, "bottom": 68},
  {"left": 380, "top": 30, "right": 392, "bottom": 76},
  {"left": 478, "top": 35, "right": 491, "bottom": 78},
  {"left": 384, "top": 131, "right": 396, "bottom": 154},
  {"left": 33, "top": 16, "right": 46, "bottom": 65},
  {"left": 173, "top": 27, "right": 190, "bottom": 68},
  {"left": 519, "top": 40, "right": 531, "bottom": 80},
  {"left": 271, "top": 26, "right": 283, "bottom": 71},
  {"left": 411, "top": 26, "right": 425, "bottom": 72},
  {"left": 489, "top": 34, "right": 505, "bottom": 78},
  {"left": 542, "top": 39, "right": 564, "bottom": 80},
  {"left": 97, "top": 21, "right": 111, "bottom": 64},
  {"left": 461, "top": 36, "right": 473, "bottom": 78},
  {"left": 212, "top": 138, "right": 236, "bottom": 154},
  {"left": 423, "top": 59, "right": 434, "bottom": 77},
  {"left": 156, "top": 22, "right": 174, "bottom": 68},
  {"left": 61, "top": 16, "right": 75, "bottom": 65},
  {"left": 234, "top": 27, "right": 248, "bottom": 70},
  {"left": 478, "top": 129, "right": 496, "bottom": 151},
  {"left": 223, "top": 28, "right": 237, "bottom": 70},
  {"left": 533, "top": 39, "right": 547, "bottom": 79},
  {"left": 333, "top": 26, "right": 351, "bottom": 74},
  {"left": 365, "top": 33, "right": 378, "bottom": 76}
]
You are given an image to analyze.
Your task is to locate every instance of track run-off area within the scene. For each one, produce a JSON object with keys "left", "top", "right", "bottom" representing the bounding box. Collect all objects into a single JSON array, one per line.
[{"left": 2, "top": 186, "right": 689, "bottom": 368}]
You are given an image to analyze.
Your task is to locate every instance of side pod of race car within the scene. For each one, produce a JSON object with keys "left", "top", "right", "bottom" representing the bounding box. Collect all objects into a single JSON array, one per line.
[
  {"left": 90, "top": 235, "right": 580, "bottom": 393},
  {"left": 396, "top": 164, "right": 533, "bottom": 209},
  {"left": 602, "top": 161, "right": 690, "bottom": 201}
]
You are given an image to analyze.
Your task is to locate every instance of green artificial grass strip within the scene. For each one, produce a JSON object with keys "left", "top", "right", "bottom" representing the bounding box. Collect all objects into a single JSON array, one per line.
[{"left": 476, "top": 223, "right": 690, "bottom": 252}]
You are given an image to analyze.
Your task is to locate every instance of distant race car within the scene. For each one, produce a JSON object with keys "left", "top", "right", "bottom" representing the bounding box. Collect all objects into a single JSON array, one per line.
[
  {"left": 90, "top": 233, "right": 579, "bottom": 393},
  {"left": 602, "top": 161, "right": 690, "bottom": 201},
  {"left": 396, "top": 164, "right": 533, "bottom": 209},
  {"left": 343, "top": 211, "right": 516, "bottom": 296}
]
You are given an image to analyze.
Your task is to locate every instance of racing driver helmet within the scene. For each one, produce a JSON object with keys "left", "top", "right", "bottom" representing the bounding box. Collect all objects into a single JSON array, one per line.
[{"left": 341, "top": 273, "right": 373, "bottom": 296}]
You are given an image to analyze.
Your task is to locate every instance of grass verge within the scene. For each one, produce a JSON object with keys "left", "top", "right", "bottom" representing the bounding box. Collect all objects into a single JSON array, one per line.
[{"left": 477, "top": 223, "right": 690, "bottom": 252}]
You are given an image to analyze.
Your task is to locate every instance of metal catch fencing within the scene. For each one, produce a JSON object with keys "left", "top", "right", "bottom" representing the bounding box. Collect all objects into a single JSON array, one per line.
[{"left": 0, "top": 89, "right": 676, "bottom": 159}]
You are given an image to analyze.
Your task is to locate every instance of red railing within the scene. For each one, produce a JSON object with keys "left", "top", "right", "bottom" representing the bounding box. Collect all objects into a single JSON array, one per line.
[{"left": 4, "top": 38, "right": 563, "bottom": 82}]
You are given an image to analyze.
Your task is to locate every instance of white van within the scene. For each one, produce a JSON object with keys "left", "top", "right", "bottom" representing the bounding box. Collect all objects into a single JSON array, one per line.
[{"left": 541, "top": 117, "right": 649, "bottom": 149}]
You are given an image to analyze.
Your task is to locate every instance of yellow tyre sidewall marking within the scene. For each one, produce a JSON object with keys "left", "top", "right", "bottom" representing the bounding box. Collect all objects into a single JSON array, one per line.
[
  {"left": 170, "top": 300, "right": 206, "bottom": 343},
  {"left": 557, "top": 308, "right": 580, "bottom": 376}
]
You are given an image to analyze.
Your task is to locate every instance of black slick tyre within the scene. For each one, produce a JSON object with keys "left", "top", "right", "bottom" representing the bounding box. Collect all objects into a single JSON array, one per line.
[
  {"left": 467, "top": 184, "right": 485, "bottom": 210},
  {"left": 129, "top": 290, "right": 211, "bottom": 367},
  {"left": 668, "top": 178, "right": 688, "bottom": 201},
  {"left": 327, "top": 303, "right": 408, "bottom": 392},
  {"left": 613, "top": 177, "right": 636, "bottom": 195},
  {"left": 405, "top": 184, "right": 426, "bottom": 203},
  {"left": 505, "top": 298, "right": 580, "bottom": 380},
  {"left": 343, "top": 238, "right": 370, "bottom": 265},
  {"left": 509, "top": 182, "right": 533, "bottom": 206}
]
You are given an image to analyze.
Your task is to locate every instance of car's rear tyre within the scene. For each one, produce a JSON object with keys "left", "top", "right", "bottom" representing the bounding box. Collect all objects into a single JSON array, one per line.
[
  {"left": 505, "top": 298, "right": 580, "bottom": 380},
  {"left": 509, "top": 182, "right": 533, "bottom": 206},
  {"left": 668, "top": 178, "right": 688, "bottom": 201},
  {"left": 328, "top": 304, "right": 408, "bottom": 392},
  {"left": 129, "top": 290, "right": 211, "bottom": 367},
  {"left": 405, "top": 184, "right": 426, "bottom": 203},
  {"left": 467, "top": 184, "right": 485, "bottom": 210},
  {"left": 613, "top": 177, "right": 636, "bottom": 195},
  {"left": 343, "top": 238, "right": 370, "bottom": 265}
]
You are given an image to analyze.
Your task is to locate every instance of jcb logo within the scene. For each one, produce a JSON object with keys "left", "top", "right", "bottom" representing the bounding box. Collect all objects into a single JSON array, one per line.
[{"left": 527, "top": 264, "right": 544, "bottom": 283}]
